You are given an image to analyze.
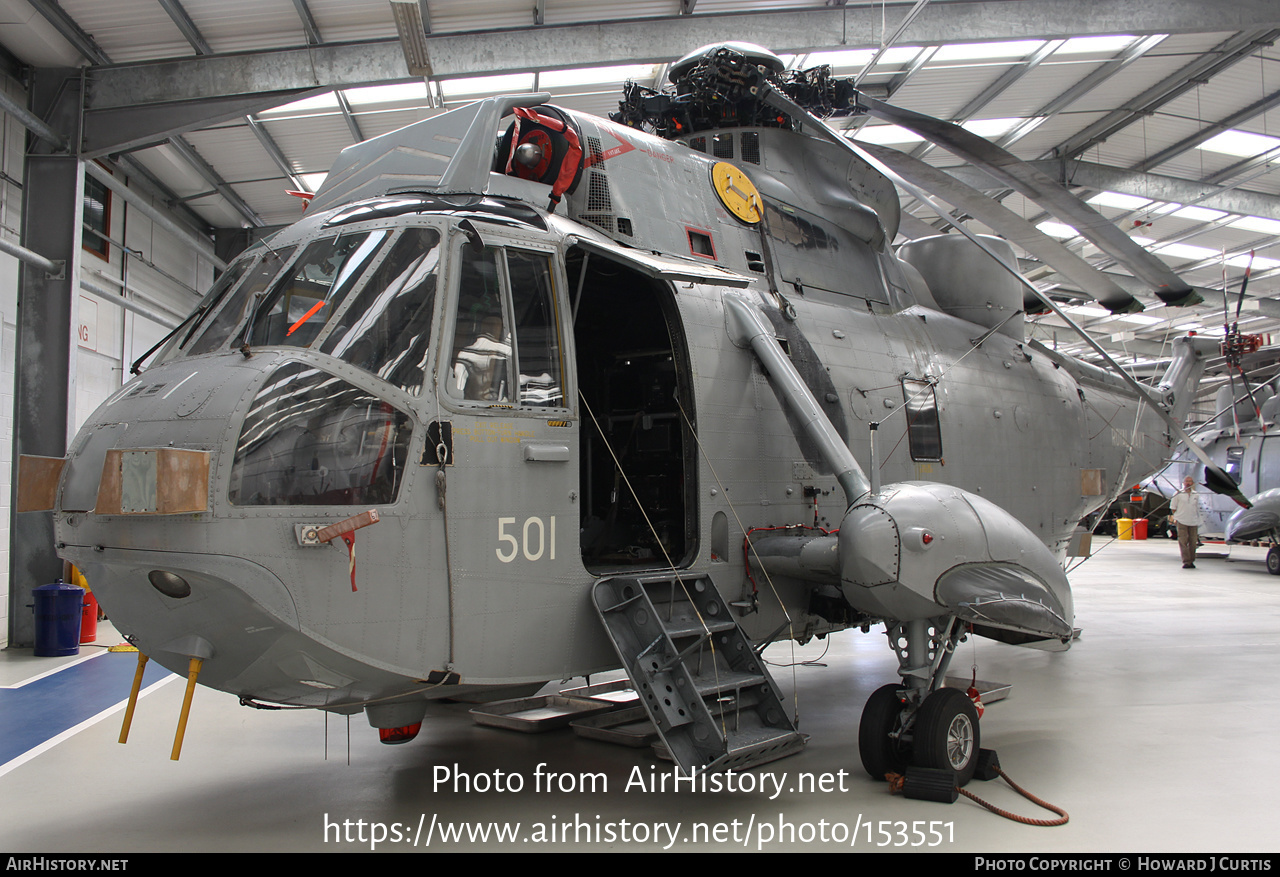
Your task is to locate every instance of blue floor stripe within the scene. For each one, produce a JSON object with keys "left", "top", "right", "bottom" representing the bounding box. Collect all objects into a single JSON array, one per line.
[{"left": 0, "top": 651, "right": 174, "bottom": 765}]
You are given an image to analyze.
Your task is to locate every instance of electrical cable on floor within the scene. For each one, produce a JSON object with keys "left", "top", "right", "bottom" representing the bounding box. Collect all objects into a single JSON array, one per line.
[{"left": 957, "top": 767, "right": 1070, "bottom": 826}]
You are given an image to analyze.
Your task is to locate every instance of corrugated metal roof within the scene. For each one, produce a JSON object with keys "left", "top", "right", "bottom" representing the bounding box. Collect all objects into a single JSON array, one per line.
[{"left": 3, "top": 0, "right": 1277, "bottom": 364}]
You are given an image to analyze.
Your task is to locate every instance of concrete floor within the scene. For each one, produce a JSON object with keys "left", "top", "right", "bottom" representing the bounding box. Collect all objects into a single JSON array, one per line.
[{"left": 2, "top": 537, "right": 1278, "bottom": 853}]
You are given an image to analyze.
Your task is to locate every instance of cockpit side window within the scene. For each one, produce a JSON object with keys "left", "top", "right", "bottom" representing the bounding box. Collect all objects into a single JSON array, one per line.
[
  {"left": 446, "top": 245, "right": 565, "bottom": 408},
  {"left": 157, "top": 256, "right": 253, "bottom": 364},
  {"left": 508, "top": 250, "right": 564, "bottom": 407},
  {"left": 186, "top": 246, "right": 297, "bottom": 356},
  {"left": 320, "top": 227, "right": 442, "bottom": 395},
  {"left": 449, "top": 247, "right": 511, "bottom": 403}
]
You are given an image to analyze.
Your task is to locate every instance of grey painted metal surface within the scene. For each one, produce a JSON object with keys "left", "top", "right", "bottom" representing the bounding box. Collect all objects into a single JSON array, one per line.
[{"left": 45, "top": 49, "right": 1219, "bottom": 774}]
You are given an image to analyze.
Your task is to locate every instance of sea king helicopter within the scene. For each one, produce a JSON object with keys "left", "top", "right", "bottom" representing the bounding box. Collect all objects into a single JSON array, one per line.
[{"left": 37, "top": 42, "right": 1248, "bottom": 785}]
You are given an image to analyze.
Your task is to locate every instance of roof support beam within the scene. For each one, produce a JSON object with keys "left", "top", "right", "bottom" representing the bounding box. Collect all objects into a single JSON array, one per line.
[
  {"left": 291, "top": 0, "right": 324, "bottom": 45},
  {"left": 940, "top": 159, "right": 1280, "bottom": 222},
  {"left": 156, "top": 0, "right": 213, "bottom": 55},
  {"left": 85, "top": 0, "right": 1280, "bottom": 111}
]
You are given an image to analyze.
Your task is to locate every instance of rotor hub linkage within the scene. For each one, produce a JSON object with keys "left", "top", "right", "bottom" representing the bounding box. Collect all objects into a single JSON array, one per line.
[{"left": 612, "top": 47, "right": 866, "bottom": 140}]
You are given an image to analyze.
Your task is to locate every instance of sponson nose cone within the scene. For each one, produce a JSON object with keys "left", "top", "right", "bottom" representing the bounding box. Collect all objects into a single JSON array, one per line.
[{"left": 839, "top": 481, "right": 1073, "bottom": 638}]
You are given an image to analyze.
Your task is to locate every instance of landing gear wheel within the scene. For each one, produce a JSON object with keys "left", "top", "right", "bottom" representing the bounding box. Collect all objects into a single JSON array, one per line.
[
  {"left": 912, "top": 687, "right": 981, "bottom": 787},
  {"left": 859, "top": 683, "right": 912, "bottom": 781},
  {"left": 1267, "top": 545, "right": 1280, "bottom": 575}
]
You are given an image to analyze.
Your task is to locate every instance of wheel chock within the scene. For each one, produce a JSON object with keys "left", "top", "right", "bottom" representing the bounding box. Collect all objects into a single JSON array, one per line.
[{"left": 902, "top": 766, "right": 959, "bottom": 803}]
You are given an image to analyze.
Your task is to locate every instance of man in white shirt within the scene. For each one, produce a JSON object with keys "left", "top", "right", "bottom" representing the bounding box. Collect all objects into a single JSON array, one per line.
[{"left": 1169, "top": 476, "right": 1204, "bottom": 569}]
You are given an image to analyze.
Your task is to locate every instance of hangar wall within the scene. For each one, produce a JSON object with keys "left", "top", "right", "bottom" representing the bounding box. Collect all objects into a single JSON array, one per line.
[{"left": 0, "top": 72, "right": 211, "bottom": 648}]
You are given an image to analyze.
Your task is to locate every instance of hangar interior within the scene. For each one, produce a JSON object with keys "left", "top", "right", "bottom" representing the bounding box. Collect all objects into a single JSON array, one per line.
[{"left": 0, "top": 0, "right": 1279, "bottom": 852}]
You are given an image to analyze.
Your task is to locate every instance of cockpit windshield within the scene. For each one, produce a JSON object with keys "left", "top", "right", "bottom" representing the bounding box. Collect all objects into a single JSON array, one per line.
[{"left": 170, "top": 224, "right": 444, "bottom": 397}]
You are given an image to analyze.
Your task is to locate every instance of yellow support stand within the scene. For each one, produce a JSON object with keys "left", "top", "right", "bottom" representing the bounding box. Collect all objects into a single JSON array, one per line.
[
  {"left": 170, "top": 657, "right": 203, "bottom": 761},
  {"left": 119, "top": 651, "right": 149, "bottom": 744}
]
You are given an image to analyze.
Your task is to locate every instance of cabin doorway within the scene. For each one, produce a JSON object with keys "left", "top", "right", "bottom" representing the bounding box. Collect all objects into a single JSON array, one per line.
[{"left": 567, "top": 247, "right": 698, "bottom": 573}]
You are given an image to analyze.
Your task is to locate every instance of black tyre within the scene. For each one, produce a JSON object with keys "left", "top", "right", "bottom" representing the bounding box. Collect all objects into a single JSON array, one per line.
[
  {"left": 859, "top": 683, "right": 911, "bottom": 781},
  {"left": 1267, "top": 546, "right": 1280, "bottom": 576},
  {"left": 912, "top": 687, "right": 981, "bottom": 787}
]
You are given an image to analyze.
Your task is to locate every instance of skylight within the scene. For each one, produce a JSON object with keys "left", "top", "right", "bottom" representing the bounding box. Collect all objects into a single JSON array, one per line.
[
  {"left": 1198, "top": 129, "right": 1280, "bottom": 157},
  {"left": 961, "top": 118, "right": 1027, "bottom": 138},
  {"left": 1154, "top": 243, "right": 1219, "bottom": 261},
  {"left": 852, "top": 125, "right": 924, "bottom": 145},
  {"left": 439, "top": 73, "right": 536, "bottom": 99},
  {"left": 1169, "top": 205, "right": 1228, "bottom": 222},
  {"left": 1037, "top": 221, "right": 1079, "bottom": 239},
  {"left": 344, "top": 82, "right": 430, "bottom": 106},
  {"left": 299, "top": 173, "right": 327, "bottom": 193},
  {"left": 260, "top": 92, "right": 340, "bottom": 117},
  {"left": 1229, "top": 216, "right": 1280, "bottom": 235},
  {"left": 1087, "top": 191, "right": 1152, "bottom": 210},
  {"left": 804, "top": 48, "right": 876, "bottom": 69},
  {"left": 1054, "top": 35, "right": 1141, "bottom": 55},
  {"left": 540, "top": 64, "right": 659, "bottom": 88},
  {"left": 932, "top": 40, "right": 1045, "bottom": 62}
]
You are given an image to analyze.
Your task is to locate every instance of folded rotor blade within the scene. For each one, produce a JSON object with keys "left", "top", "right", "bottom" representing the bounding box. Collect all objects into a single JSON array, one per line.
[
  {"left": 860, "top": 96, "right": 1200, "bottom": 307},
  {"left": 859, "top": 142, "right": 1142, "bottom": 315},
  {"left": 754, "top": 83, "right": 1247, "bottom": 509}
]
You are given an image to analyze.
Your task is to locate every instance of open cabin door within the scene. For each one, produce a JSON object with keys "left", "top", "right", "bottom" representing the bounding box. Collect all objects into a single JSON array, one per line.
[{"left": 567, "top": 244, "right": 702, "bottom": 574}]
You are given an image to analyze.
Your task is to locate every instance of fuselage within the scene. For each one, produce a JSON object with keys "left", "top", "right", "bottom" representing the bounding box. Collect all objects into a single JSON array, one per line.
[{"left": 52, "top": 100, "right": 1172, "bottom": 711}]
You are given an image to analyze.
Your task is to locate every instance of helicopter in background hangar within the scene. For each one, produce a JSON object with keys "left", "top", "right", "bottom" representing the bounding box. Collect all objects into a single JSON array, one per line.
[{"left": 30, "top": 42, "right": 1247, "bottom": 785}]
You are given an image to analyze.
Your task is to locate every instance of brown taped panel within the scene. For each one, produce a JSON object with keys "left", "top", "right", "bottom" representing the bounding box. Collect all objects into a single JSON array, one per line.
[
  {"left": 1080, "top": 468, "right": 1105, "bottom": 496},
  {"left": 94, "top": 449, "right": 209, "bottom": 515},
  {"left": 16, "top": 455, "right": 66, "bottom": 512},
  {"left": 156, "top": 449, "right": 210, "bottom": 514},
  {"left": 95, "top": 450, "right": 124, "bottom": 515}
]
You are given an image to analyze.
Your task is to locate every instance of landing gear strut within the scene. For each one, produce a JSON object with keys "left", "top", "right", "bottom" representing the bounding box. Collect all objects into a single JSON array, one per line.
[{"left": 859, "top": 617, "right": 981, "bottom": 785}]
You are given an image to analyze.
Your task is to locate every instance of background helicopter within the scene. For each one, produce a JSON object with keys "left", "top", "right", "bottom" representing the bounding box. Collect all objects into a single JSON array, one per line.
[{"left": 33, "top": 41, "right": 1244, "bottom": 786}]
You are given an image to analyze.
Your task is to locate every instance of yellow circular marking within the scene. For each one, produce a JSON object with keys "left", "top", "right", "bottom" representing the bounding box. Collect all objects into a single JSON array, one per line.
[{"left": 711, "top": 162, "right": 762, "bottom": 224}]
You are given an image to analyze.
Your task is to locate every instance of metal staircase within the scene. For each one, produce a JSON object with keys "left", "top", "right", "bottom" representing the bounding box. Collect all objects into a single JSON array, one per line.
[{"left": 592, "top": 572, "right": 805, "bottom": 773}]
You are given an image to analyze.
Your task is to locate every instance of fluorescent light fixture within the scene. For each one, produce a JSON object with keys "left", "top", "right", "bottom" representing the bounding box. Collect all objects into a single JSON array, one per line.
[
  {"left": 1115, "top": 313, "right": 1166, "bottom": 326},
  {"left": 344, "top": 82, "right": 430, "bottom": 106},
  {"left": 1198, "top": 129, "right": 1280, "bottom": 157},
  {"left": 1055, "top": 35, "right": 1141, "bottom": 55},
  {"left": 439, "top": 73, "right": 536, "bottom": 98},
  {"left": 390, "top": 0, "right": 432, "bottom": 76},
  {"left": 260, "top": 92, "right": 340, "bottom": 117},
  {"left": 540, "top": 64, "right": 659, "bottom": 88},
  {"left": 853, "top": 125, "right": 924, "bottom": 145},
  {"left": 1037, "top": 221, "right": 1079, "bottom": 239},
  {"left": 1087, "top": 191, "right": 1152, "bottom": 210},
  {"left": 299, "top": 173, "right": 327, "bottom": 192},
  {"left": 932, "top": 40, "right": 1045, "bottom": 62},
  {"left": 1229, "top": 215, "right": 1280, "bottom": 235}
]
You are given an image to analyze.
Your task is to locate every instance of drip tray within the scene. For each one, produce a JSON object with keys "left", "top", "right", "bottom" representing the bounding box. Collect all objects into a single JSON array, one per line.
[
  {"left": 570, "top": 706, "right": 658, "bottom": 747},
  {"left": 470, "top": 695, "right": 616, "bottom": 733}
]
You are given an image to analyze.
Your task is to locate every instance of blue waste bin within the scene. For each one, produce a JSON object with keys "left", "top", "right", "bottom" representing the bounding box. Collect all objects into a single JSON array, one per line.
[{"left": 33, "top": 581, "right": 85, "bottom": 657}]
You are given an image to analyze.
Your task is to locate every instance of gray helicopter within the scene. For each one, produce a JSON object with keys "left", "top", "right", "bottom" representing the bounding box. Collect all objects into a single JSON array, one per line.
[{"left": 34, "top": 43, "right": 1244, "bottom": 785}]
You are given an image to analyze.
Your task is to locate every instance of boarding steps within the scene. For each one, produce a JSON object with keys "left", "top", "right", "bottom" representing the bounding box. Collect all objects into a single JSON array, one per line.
[{"left": 592, "top": 572, "right": 805, "bottom": 773}]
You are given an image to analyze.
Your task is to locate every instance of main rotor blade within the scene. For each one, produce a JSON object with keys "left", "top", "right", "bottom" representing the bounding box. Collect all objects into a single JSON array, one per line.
[
  {"left": 755, "top": 83, "right": 1247, "bottom": 508},
  {"left": 860, "top": 142, "right": 1142, "bottom": 315},
  {"left": 859, "top": 96, "right": 1201, "bottom": 307}
]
